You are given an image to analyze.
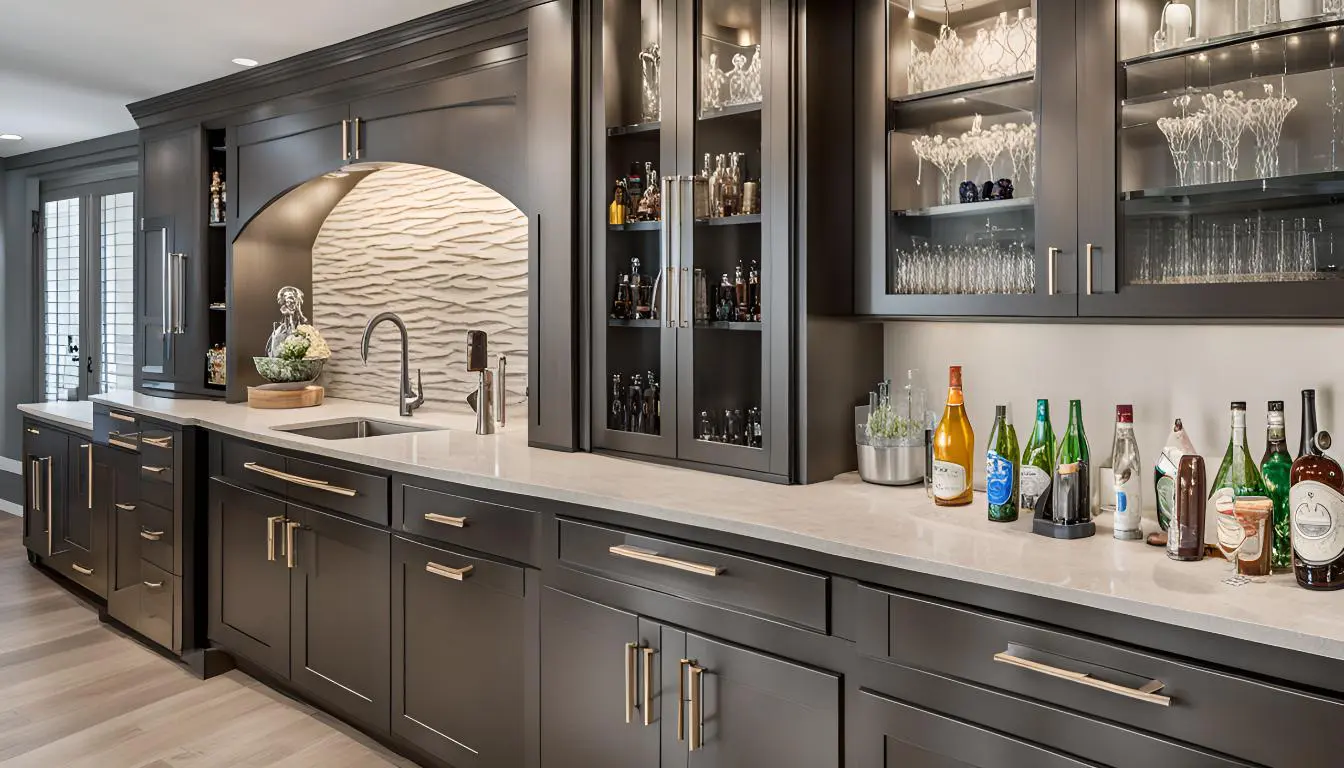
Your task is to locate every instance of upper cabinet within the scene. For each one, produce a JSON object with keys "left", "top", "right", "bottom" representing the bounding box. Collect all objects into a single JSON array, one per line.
[
  {"left": 590, "top": 0, "right": 791, "bottom": 480},
  {"left": 860, "top": 0, "right": 1344, "bottom": 320}
]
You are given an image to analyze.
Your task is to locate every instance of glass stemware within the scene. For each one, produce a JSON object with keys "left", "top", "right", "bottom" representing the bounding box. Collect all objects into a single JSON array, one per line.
[
  {"left": 1203, "top": 90, "right": 1249, "bottom": 184},
  {"left": 1246, "top": 83, "right": 1297, "bottom": 180},
  {"left": 907, "top": 10, "right": 1036, "bottom": 95}
]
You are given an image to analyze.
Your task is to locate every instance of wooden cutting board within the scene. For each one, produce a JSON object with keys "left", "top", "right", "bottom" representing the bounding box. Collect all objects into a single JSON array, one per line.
[{"left": 247, "top": 385, "right": 324, "bottom": 409}]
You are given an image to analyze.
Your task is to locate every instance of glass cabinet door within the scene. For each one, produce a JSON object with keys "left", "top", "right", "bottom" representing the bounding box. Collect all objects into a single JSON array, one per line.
[
  {"left": 673, "top": 0, "right": 782, "bottom": 475},
  {"left": 592, "top": 0, "right": 680, "bottom": 457},
  {"left": 1080, "top": 2, "right": 1344, "bottom": 318},
  {"left": 870, "top": 0, "right": 1078, "bottom": 317}
]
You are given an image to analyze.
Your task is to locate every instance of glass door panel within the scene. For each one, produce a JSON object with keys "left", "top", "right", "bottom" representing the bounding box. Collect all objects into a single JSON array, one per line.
[
  {"left": 41, "top": 197, "right": 84, "bottom": 402},
  {"left": 678, "top": 0, "right": 772, "bottom": 473},
  {"left": 595, "top": 0, "right": 680, "bottom": 456}
]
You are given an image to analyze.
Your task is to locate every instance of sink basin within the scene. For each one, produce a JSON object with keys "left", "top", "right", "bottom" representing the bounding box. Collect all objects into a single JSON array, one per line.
[{"left": 274, "top": 418, "right": 441, "bottom": 440}]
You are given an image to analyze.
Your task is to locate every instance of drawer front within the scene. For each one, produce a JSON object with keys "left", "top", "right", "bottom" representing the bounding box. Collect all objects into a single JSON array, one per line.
[
  {"left": 96, "top": 406, "right": 141, "bottom": 451},
  {"left": 284, "top": 455, "right": 389, "bottom": 526},
  {"left": 559, "top": 519, "right": 829, "bottom": 632},
  {"left": 400, "top": 483, "right": 538, "bottom": 565},
  {"left": 136, "top": 501, "right": 175, "bottom": 574},
  {"left": 139, "top": 424, "right": 175, "bottom": 469},
  {"left": 61, "top": 550, "right": 107, "bottom": 597},
  {"left": 140, "top": 456, "right": 174, "bottom": 487},
  {"left": 215, "top": 438, "right": 291, "bottom": 497},
  {"left": 140, "top": 473, "right": 174, "bottom": 511},
  {"left": 880, "top": 590, "right": 1344, "bottom": 767},
  {"left": 396, "top": 535, "right": 526, "bottom": 599},
  {"left": 139, "top": 560, "right": 177, "bottom": 651}
]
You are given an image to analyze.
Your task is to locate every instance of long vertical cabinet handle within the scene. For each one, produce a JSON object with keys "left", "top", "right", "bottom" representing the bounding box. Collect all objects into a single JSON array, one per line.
[
  {"left": 42, "top": 457, "right": 53, "bottom": 555},
  {"left": 29, "top": 459, "right": 40, "bottom": 516},
  {"left": 156, "top": 227, "right": 170, "bottom": 335},
  {"left": 680, "top": 177, "right": 692, "bottom": 329},
  {"left": 1085, "top": 243, "right": 1097, "bottom": 295},
  {"left": 173, "top": 253, "right": 188, "bottom": 334},
  {"left": 641, "top": 647, "right": 654, "bottom": 726},
  {"left": 285, "top": 521, "right": 300, "bottom": 569},
  {"left": 661, "top": 174, "right": 675, "bottom": 328},
  {"left": 677, "top": 658, "right": 688, "bottom": 742},
  {"left": 624, "top": 642, "right": 638, "bottom": 724},
  {"left": 1047, "top": 247, "right": 1061, "bottom": 296},
  {"left": 265, "top": 515, "right": 285, "bottom": 561},
  {"left": 83, "top": 444, "right": 92, "bottom": 509},
  {"left": 689, "top": 664, "right": 704, "bottom": 751},
  {"left": 341, "top": 119, "right": 350, "bottom": 161},
  {"left": 352, "top": 118, "right": 362, "bottom": 161}
]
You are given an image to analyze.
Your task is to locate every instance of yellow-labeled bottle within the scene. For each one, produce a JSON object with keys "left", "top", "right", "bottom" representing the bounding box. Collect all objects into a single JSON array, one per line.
[{"left": 932, "top": 365, "right": 975, "bottom": 506}]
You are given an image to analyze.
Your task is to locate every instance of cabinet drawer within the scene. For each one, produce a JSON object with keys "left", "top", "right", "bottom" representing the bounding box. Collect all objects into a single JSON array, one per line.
[
  {"left": 62, "top": 552, "right": 106, "bottom": 597},
  {"left": 875, "top": 590, "right": 1344, "bottom": 767},
  {"left": 399, "top": 483, "right": 538, "bottom": 565},
  {"left": 215, "top": 438, "right": 291, "bottom": 497},
  {"left": 139, "top": 560, "right": 177, "bottom": 652},
  {"left": 397, "top": 535, "right": 525, "bottom": 599},
  {"left": 140, "top": 472, "right": 174, "bottom": 511},
  {"left": 136, "top": 501, "right": 175, "bottom": 574},
  {"left": 139, "top": 424, "right": 175, "bottom": 469},
  {"left": 284, "top": 455, "right": 389, "bottom": 526},
  {"left": 96, "top": 406, "right": 141, "bottom": 451},
  {"left": 558, "top": 519, "right": 829, "bottom": 632},
  {"left": 140, "top": 456, "right": 174, "bottom": 487}
]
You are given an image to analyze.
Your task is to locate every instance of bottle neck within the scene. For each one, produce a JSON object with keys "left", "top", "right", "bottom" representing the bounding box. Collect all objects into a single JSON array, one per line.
[
  {"left": 1067, "top": 402, "right": 1083, "bottom": 431},
  {"left": 946, "top": 386, "right": 964, "bottom": 408},
  {"left": 1230, "top": 410, "right": 1247, "bottom": 450},
  {"left": 1301, "top": 396, "right": 1320, "bottom": 456}
]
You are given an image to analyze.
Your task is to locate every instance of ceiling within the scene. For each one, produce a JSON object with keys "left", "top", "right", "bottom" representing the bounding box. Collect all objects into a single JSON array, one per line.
[{"left": 0, "top": 0, "right": 475, "bottom": 158}]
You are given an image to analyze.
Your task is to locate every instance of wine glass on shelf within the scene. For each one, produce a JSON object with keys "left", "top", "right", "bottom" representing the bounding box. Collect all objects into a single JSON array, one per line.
[
  {"left": 1203, "top": 90, "right": 1248, "bottom": 184},
  {"left": 1246, "top": 83, "right": 1297, "bottom": 180}
]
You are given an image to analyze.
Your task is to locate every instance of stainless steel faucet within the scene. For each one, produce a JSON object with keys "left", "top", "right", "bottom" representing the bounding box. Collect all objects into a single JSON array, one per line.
[
  {"left": 360, "top": 312, "right": 424, "bottom": 417},
  {"left": 466, "top": 331, "right": 506, "bottom": 435}
]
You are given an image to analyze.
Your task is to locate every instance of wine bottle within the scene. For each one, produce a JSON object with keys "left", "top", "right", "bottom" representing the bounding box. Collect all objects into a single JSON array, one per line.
[
  {"left": 1020, "top": 399, "right": 1055, "bottom": 514},
  {"left": 1051, "top": 400, "right": 1090, "bottom": 525},
  {"left": 1112, "top": 405, "right": 1143, "bottom": 540},
  {"left": 1260, "top": 400, "right": 1293, "bottom": 571},
  {"left": 932, "top": 366, "right": 974, "bottom": 506},
  {"left": 1290, "top": 389, "right": 1344, "bottom": 590},
  {"left": 1210, "top": 402, "right": 1268, "bottom": 558},
  {"left": 1154, "top": 419, "right": 1196, "bottom": 533},
  {"left": 986, "top": 404, "right": 1020, "bottom": 522}
]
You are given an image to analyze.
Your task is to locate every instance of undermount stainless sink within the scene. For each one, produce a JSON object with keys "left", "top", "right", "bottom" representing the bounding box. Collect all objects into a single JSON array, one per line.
[{"left": 274, "top": 418, "right": 441, "bottom": 440}]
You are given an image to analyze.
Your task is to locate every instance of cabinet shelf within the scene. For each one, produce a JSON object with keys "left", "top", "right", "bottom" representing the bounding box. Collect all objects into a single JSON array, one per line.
[
  {"left": 699, "top": 102, "right": 762, "bottom": 121},
  {"left": 696, "top": 213, "right": 762, "bottom": 226},
  {"left": 891, "top": 72, "right": 1035, "bottom": 107},
  {"left": 889, "top": 75, "right": 1035, "bottom": 132},
  {"left": 1121, "top": 170, "right": 1344, "bottom": 211},
  {"left": 696, "top": 321, "right": 762, "bottom": 331},
  {"left": 1121, "top": 14, "right": 1344, "bottom": 69},
  {"left": 894, "top": 197, "right": 1034, "bottom": 218},
  {"left": 607, "top": 121, "right": 661, "bottom": 136},
  {"left": 608, "top": 318, "right": 661, "bottom": 328},
  {"left": 608, "top": 220, "right": 662, "bottom": 231}
]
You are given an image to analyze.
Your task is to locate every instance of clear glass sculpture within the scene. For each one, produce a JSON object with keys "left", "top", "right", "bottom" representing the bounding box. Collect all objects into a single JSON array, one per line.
[
  {"left": 1246, "top": 83, "right": 1296, "bottom": 179},
  {"left": 639, "top": 43, "right": 661, "bottom": 123}
]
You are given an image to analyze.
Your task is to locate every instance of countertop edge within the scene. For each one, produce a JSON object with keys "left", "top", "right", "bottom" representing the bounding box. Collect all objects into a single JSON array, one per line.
[{"left": 17, "top": 403, "right": 94, "bottom": 435}]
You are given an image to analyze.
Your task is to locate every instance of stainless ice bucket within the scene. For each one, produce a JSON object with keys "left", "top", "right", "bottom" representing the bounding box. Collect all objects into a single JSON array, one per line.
[{"left": 856, "top": 443, "right": 926, "bottom": 486}]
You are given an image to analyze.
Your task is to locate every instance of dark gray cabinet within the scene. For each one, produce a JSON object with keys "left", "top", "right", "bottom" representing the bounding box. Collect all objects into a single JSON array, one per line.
[
  {"left": 103, "top": 445, "right": 143, "bottom": 618},
  {"left": 232, "top": 104, "right": 350, "bottom": 228},
  {"left": 392, "top": 535, "right": 526, "bottom": 767},
  {"left": 48, "top": 437, "right": 104, "bottom": 596},
  {"left": 208, "top": 479, "right": 291, "bottom": 677},
  {"left": 22, "top": 423, "right": 68, "bottom": 559},
  {"left": 290, "top": 504, "right": 391, "bottom": 732}
]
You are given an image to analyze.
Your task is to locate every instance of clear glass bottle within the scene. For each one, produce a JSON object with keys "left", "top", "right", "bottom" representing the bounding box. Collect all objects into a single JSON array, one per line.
[
  {"left": 1111, "top": 405, "right": 1143, "bottom": 541},
  {"left": 1210, "top": 402, "right": 1268, "bottom": 560}
]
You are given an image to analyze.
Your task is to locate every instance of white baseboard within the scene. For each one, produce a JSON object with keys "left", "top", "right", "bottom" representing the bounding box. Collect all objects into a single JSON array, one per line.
[{"left": 0, "top": 500, "right": 21, "bottom": 517}]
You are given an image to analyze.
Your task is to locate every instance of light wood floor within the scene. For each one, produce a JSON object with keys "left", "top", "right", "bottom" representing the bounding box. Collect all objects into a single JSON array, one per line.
[{"left": 0, "top": 515, "right": 417, "bottom": 768}]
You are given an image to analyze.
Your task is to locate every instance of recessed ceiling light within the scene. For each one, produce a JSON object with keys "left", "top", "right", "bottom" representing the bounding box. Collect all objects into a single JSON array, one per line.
[
  {"left": 0, "top": 134, "right": 21, "bottom": 141},
  {"left": 232, "top": 58, "right": 259, "bottom": 67}
]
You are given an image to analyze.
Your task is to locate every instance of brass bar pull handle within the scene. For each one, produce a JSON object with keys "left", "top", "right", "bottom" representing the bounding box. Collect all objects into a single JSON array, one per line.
[
  {"left": 642, "top": 647, "right": 654, "bottom": 727},
  {"left": 341, "top": 119, "right": 350, "bottom": 160},
  {"left": 353, "top": 117, "right": 362, "bottom": 160},
  {"left": 625, "top": 643, "right": 638, "bottom": 724},
  {"left": 689, "top": 664, "right": 704, "bottom": 751},
  {"left": 115, "top": 503, "right": 136, "bottom": 512},
  {"left": 71, "top": 564, "right": 94, "bottom": 576},
  {"left": 609, "top": 544, "right": 724, "bottom": 576},
  {"left": 1084, "top": 243, "right": 1096, "bottom": 296},
  {"left": 30, "top": 460, "right": 39, "bottom": 515},
  {"left": 285, "top": 521, "right": 300, "bottom": 569},
  {"left": 677, "top": 659, "right": 689, "bottom": 742},
  {"left": 992, "top": 651, "right": 1172, "bottom": 706},
  {"left": 1047, "top": 247, "right": 1060, "bottom": 295},
  {"left": 109, "top": 438, "right": 138, "bottom": 451},
  {"left": 140, "top": 530, "right": 164, "bottom": 541},
  {"left": 661, "top": 174, "right": 674, "bottom": 328},
  {"left": 424, "top": 513, "right": 468, "bottom": 528},
  {"left": 25, "top": 428, "right": 39, "bottom": 435},
  {"left": 424, "top": 561, "right": 474, "bottom": 581},
  {"left": 266, "top": 515, "right": 284, "bottom": 561},
  {"left": 680, "top": 265, "right": 691, "bottom": 329},
  {"left": 43, "top": 457, "right": 52, "bottom": 554},
  {"left": 143, "top": 580, "right": 164, "bottom": 589},
  {"left": 83, "top": 444, "right": 92, "bottom": 509},
  {"left": 244, "top": 462, "right": 358, "bottom": 497},
  {"left": 142, "top": 466, "right": 167, "bottom": 474},
  {"left": 142, "top": 436, "right": 172, "bottom": 448},
  {"left": 110, "top": 412, "right": 136, "bottom": 423}
]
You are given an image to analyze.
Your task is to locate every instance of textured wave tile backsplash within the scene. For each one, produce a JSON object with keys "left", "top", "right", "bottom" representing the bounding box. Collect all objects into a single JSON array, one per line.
[{"left": 311, "top": 163, "right": 528, "bottom": 413}]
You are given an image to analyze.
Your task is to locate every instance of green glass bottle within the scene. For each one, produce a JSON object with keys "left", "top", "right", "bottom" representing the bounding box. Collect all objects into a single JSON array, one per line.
[
  {"left": 986, "top": 405, "right": 1020, "bottom": 522},
  {"left": 1020, "top": 399, "right": 1055, "bottom": 514},
  {"left": 1259, "top": 400, "right": 1293, "bottom": 571},
  {"left": 1052, "top": 399, "right": 1091, "bottom": 525},
  {"left": 1211, "top": 402, "right": 1269, "bottom": 555}
]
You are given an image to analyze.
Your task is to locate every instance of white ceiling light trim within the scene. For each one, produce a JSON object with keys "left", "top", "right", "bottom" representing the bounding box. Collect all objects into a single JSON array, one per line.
[
  {"left": 0, "top": 134, "right": 22, "bottom": 141},
  {"left": 231, "top": 57, "right": 259, "bottom": 67}
]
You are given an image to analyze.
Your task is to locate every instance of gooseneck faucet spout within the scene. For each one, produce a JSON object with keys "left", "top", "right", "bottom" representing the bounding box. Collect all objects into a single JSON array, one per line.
[{"left": 361, "top": 312, "right": 424, "bottom": 417}]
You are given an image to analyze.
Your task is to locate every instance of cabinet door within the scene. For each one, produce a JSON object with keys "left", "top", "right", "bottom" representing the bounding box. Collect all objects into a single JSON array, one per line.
[
  {"left": 289, "top": 504, "right": 390, "bottom": 732},
  {"left": 208, "top": 479, "right": 290, "bottom": 678},
  {"left": 105, "top": 447, "right": 143, "bottom": 625},
  {"left": 540, "top": 588, "right": 661, "bottom": 768},
  {"left": 679, "top": 632, "right": 840, "bottom": 768},
  {"left": 233, "top": 104, "right": 350, "bottom": 227},
  {"left": 392, "top": 536, "right": 525, "bottom": 767},
  {"left": 22, "top": 425, "right": 68, "bottom": 559},
  {"left": 49, "top": 439, "right": 105, "bottom": 596}
]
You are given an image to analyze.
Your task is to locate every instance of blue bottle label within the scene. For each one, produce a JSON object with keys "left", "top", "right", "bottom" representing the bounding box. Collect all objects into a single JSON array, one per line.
[{"left": 986, "top": 452, "right": 1014, "bottom": 506}]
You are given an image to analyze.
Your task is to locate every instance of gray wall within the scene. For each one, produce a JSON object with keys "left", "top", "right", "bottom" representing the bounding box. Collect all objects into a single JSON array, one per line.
[{"left": 0, "top": 131, "right": 138, "bottom": 462}]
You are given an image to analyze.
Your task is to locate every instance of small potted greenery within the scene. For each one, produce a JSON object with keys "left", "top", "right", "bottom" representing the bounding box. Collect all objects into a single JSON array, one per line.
[{"left": 856, "top": 381, "right": 926, "bottom": 486}]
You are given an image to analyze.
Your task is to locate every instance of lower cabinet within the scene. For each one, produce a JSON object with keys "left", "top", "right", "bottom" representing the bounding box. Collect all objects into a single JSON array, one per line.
[
  {"left": 540, "top": 587, "right": 840, "bottom": 768},
  {"left": 391, "top": 535, "right": 526, "bottom": 767},
  {"left": 209, "top": 479, "right": 291, "bottom": 677},
  {"left": 24, "top": 422, "right": 106, "bottom": 597}
]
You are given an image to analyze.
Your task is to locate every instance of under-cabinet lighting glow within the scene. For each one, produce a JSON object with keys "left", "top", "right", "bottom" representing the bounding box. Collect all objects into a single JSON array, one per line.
[{"left": 232, "top": 57, "right": 259, "bottom": 67}]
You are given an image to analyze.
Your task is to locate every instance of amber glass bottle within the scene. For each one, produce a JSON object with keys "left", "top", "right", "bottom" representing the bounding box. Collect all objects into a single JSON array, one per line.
[
  {"left": 1289, "top": 390, "right": 1344, "bottom": 590},
  {"left": 932, "top": 366, "right": 974, "bottom": 506}
]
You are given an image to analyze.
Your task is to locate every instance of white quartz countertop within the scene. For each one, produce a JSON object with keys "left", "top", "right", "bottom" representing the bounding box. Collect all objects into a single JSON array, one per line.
[
  {"left": 17, "top": 401, "right": 94, "bottom": 434},
  {"left": 59, "top": 391, "right": 1344, "bottom": 662}
]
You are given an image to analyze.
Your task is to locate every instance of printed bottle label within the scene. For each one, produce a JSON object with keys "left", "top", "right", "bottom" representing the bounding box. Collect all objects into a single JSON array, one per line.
[
  {"left": 1020, "top": 466, "right": 1050, "bottom": 507},
  {"left": 1114, "top": 474, "right": 1143, "bottom": 534},
  {"left": 1291, "top": 481, "right": 1344, "bottom": 566},
  {"left": 1211, "top": 487, "right": 1243, "bottom": 553},
  {"left": 932, "top": 460, "right": 968, "bottom": 500},
  {"left": 986, "top": 452, "right": 1014, "bottom": 506},
  {"left": 1155, "top": 474, "right": 1176, "bottom": 530}
]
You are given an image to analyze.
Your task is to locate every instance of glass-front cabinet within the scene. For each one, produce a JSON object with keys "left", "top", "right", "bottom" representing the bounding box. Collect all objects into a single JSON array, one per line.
[
  {"left": 1080, "top": 1, "right": 1344, "bottom": 317},
  {"left": 858, "top": 0, "right": 1080, "bottom": 316},
  {"left": 590, "top": 0, "right": 789, "bottom": 479}
]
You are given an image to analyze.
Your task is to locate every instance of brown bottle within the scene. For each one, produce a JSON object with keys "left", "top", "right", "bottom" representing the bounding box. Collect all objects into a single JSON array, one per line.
[
  {"left": 1289, "top": 389, "right": 1344, "bottom": 590},
  {"left": 1168, "top": 454, "right": 1207, "bottom": 561}
]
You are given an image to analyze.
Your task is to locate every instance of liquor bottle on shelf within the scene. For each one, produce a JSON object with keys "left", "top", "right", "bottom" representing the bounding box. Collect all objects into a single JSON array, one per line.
[
  {"left": 1210, "top": 402, "right": 1268, "bottom": 562},
  {"left": 693, "top": 269, "right": 710, "bottom": 322},
  {"left": 627, "top": 162, "right": 645, "bottom": 206},
  {"left": 1020, "top": 399, "right": 1055, "bottom": 515},
  {"left": 1260, "top": 400, "right": 1294, "bottom": 571},
  {"left": 715, "top": 274, "right": 737, "bottom": 322},
  {"left": 743, "top": 178, "right": 760, "bottom": 215},
  {"left": 611, "top": 275, "right": 633, "bottom": 319},
  {"left": 1111, "top": 405, "right": 1143, "bottom": 541},
  {"left": 1153, "top": 419, "right": 1196, "bottom": 544},
  {"left": 932, "top": 366, "right": 974, "bottom": 507},
  {"left": 1038, "top": 399, "right": 1093, "bottom": 538},
  {"left": 700, "top": 153, "right": 716, "bottom": 218},
  {"left": 209, "top": 170, "right": 226, "bottom": 225},
  {"left": 733, "top": 263, "right": 748, "bottom": 321},
  {"left": 610, "top": 374, "right": 626, "bottom": 431},
  {"left": 713, "top": 154, "right": 729, "bottom": 216},
  {"left": 628, "top": 373, "right": 645, "bottom": 433},
  {"left": 637, "top": 166, "right": 661, "bottom": 221},
  {"left": 747, "top": 261, "right": 761, "bottom": 321},
  {"left": 630, "top": 258, "right": 652, "bottom": 319},
  {"left": 1289, "top": 389, "right": 1344, "bottom": 590},
  {"left": 608, "top": 180, "right": 628, "bottom": 225},
  {"left": 1169, "top": 454, "right": 1207, "bottom": 561},
  {"left": 644, "top": 372, "right": 659, "bottom": 435},
  {"left": 747, "top": 406, "right": 763, "bottom": 449},
  {"left": 986, "top": 404, "right": 1020, "bottom": 522}
]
